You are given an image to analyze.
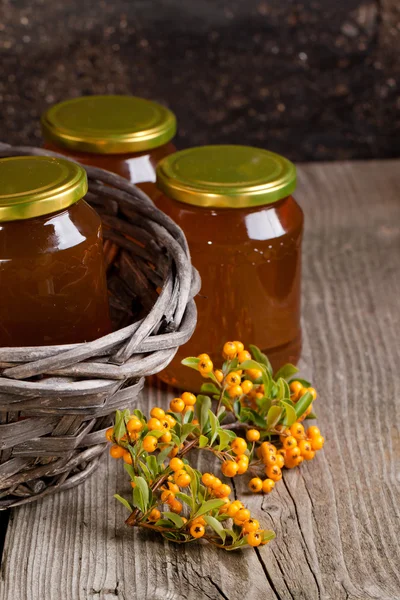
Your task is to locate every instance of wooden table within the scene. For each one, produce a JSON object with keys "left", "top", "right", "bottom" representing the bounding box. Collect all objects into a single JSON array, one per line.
[{"left": 0, "top": 160, "right": 399, "bottom": 600}]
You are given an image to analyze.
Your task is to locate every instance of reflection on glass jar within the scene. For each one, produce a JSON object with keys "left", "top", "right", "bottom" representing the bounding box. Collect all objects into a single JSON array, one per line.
[
  {"left": 154, "top": 145, "right": 303, "bottom": 391},
  {"left": 41, "top": 95, "right": 177, "bottom": 200},
  {"left": 0, "top": 156, "right": 111, "bottom": 347}
]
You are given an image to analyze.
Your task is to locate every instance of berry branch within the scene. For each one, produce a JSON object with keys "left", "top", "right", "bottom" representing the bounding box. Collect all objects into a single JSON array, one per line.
[{"left": 107, "top": 342, "right": 324, "bottom": 550}]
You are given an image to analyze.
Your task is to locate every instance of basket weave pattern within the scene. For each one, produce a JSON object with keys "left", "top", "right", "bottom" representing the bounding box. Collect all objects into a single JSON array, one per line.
[{"left": 0, "top": 142, "right": 199, "bottom": 509}]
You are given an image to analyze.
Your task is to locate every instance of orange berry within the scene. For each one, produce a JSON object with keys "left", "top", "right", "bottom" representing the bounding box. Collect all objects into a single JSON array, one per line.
[
  {"left": 164, "top": 414, "right": 176, "bottom": 428},
  {"left": 236, "top": 457, "right": 249, "bottom": 474},
  {"left": 228, "top": 384, "right": 243, "bottom": 398},
  {"left": 183, "top": 406, "right": 194, "bottom": 415},
  {"left": 247, "top": 531, "right": 262, "bottom": 547},
  {"left": 130, "top": 481, "right": 136, "bottom": 488},
  {"left": 105, "top": 427, "right": 114, "bottom": 441},
  {"left": 307, "top": 426, "right": 321, "bottom": 439},
  {"left": 246, "top": 428, "right": 260, "bottom": 442},
  {"left": 110, "top": 444, "right": 124, "bottom": 459},
  {"left": 246, "top": 368, "right": 262, "bottom": 381},
  {"left": 227, "top": 500, "right": 243, "bottom": 517},
  {"left": 238, "top": 350, "right": 252, "bottom": 363},
  {"left": 161, "top": 489, "right": 175, "bottom": 503},
  {"left": 168, "top": 445, "right": 179, "bottom": 458},
  {"left": 282, "top": 436, "right": 298, "bottom": 449},
  {"left": 126, "top": 417, "right": 143, "bottom": 433},
  {"left": 260, "top": 442, "right": 276, "bottom": 458},
  {"left": 275, "top": 454, "right": 285, "bottom": 468},
  {"left": 170, "top": 457, "right": 184, "bottom": 472},
  {"left": 190, "top": 523, "right": 205, "bottom": 538},
  {"left": 286, "top": 446, "right": 301, "bottom": 460},
  {"left": 170, "top": 499, "right": 183, "bottom": 513},
  {"left": 182, "top": 392, "right": 197, "bottom": 406},
  {"left": 307, "top": 387, "right": 317, "bottom": 400},
  {"left": 262, "top": 479, "right": 275, "bottom": 493},
  {"left": 302, "top": 449, "right": 316, "bottom": 461},
  {"left": 201, "top": 472, "right": 216, "bottom": 487},
  {"left": 170, "top": 398, "right": 185, "bottom": 413},
  {"left": 197, "top": 353, "right": 210, "bottom": 361},
  {"left": 249, "top": 478, "right": 263, "bottom": 493},
  {"left": 211, "top": 477, "right": 222, "bottom": 490},
  {"left": 298, "top": 440, "right": 312, "bottom": 455},
  {"left": 242, "top": 518, "right": 260, "bottom": 534},
  {"left": 225, "top": 371, "right": 242, "bottom": 386},
  {"left": 167, "top": 482, "right": 180, "bottom": 494},
  {"left": 241, "top": 380, "right": 253, "bottom": 395},
  {"left": 231, "top": 437, "right": 248, "bottom": 455},
  {"left": 192, "top": 516, "right": 206, "bottom": 526},
  {"left": 221, "top": 460, "right": 239, "bottom": 477},
  {"left": 219, "top": 499, "right": 231, "bottom": 514},
  {"left": 277, "top": 448, "right": 286, "bottom": 458},
  {"left": 223, "top": 342, "right": 237, "bottom": 358},
  {"left": 235, "top": 508, "right": 251, "bottom": 523},
  {"left": 199, "top": 358, "right": 213, "bottom": 375},
  {"left": 174, "top": 470, "right": 191, "bottom": 487},
  {"left": 290, "top": 422, "right": 305, "bottom": 440},
  {"left": 265, "top": 464, "right": 282, "bottom": 482},
  {"left": 217, "top": 484, "right": 232, "bottom": 498},
  {"left": 122, "top": 450, "right": 133, "bottom": 464},
  {"left": 310, "top": 435, "right": 325, "bottom": 451},
  {"left": 160, "top": 431, "right": 172, "bottom": 443},
  {"left": 214, "top": 369, "right": 224, "bottom": 383},
  {"left": 289, "top": 381, "right": 303, "bottom": 398},
  {"left": 147, "top": 417, "right": 162, "bottom": 431},
  {"left": 233, "top": 341, "right": 244, "bottom": 353},
  {"left": 142, "top": 435, "right": 158, "bottom": 453},
  {"left": 263, "top": 453, "right": 277, "bottom": 466},
  {"left": 150, "top": 407, "right": 165, "bottom": 419},
  {"left": 148, "top": 508, "right": 161, "bottom": 521}
]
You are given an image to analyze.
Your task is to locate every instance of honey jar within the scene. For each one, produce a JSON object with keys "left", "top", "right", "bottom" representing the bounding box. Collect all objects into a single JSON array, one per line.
[
  {"left": 0, "top": 156, "right": 111, "bottom": 347},
  {"left": 41, "top": 95, "right": 177, "bottom": 200},
  {"left": 154, "top": 145, "right": 304, "bottom": 390}
]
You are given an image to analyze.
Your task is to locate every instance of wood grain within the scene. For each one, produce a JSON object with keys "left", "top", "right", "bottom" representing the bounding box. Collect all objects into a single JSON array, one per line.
[{"left": 1, "top": 160, "right": 399, "bottom": 599}]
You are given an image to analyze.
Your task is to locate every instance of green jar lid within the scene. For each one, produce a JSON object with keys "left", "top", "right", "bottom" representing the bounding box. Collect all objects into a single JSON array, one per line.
[
  {"left": 0, "top": 156, "right": 88, "bottom": 222},
  {"left": 41, "top": 95, "right": 177, "bottom": 154},
  {"left": 156, "top": 145, "right": 296, "bottom": 208}
]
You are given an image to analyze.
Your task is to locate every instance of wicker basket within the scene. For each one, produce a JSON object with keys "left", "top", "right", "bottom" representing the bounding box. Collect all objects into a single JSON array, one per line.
[{"left": 0, "top": 142, "right": 200, "bottom": 509}]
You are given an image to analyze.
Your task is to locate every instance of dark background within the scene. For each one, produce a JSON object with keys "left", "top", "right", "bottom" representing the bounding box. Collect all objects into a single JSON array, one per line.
[{"left": 0, "top": 0, "right": 399, "bottom": 161}]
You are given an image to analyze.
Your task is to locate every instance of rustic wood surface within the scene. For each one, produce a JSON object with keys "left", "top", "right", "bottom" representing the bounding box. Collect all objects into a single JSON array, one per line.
[{"left": 0, "top": 160, "right": 399, "bottom": 600}]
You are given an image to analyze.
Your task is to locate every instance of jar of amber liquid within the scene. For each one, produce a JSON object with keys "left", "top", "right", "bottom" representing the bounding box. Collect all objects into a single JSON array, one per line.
[
  {"left": 0, "top": 156, "right": 111, "bottom": 347},
  {"left": 41, "top": 95, "right": 176, "bottom": 199},
  {"left": 155, "top": 146, "right": 303, "bottom": 391}
]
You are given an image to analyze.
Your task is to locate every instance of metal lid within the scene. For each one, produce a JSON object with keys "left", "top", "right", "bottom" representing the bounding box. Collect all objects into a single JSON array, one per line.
[
  {"left": 41, "top": 95, "right": 177, "bottom": 154},
  {"left": 156, "top": 145, "right": 297, "bottom": 208},
  {"left": 0, "top": 156, "right": 88, "bottom": 222}
]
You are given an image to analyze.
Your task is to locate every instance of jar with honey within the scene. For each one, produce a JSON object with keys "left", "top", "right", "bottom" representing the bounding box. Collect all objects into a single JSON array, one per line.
[
  {"left": 0, "top": 156, "right": 111, "bottom": 347},
  {"left": 155, "top": 146, "right": 303, "bottom": 391},
  {"left": 41, "top": 95, "right": 177, "bottom": 199}
]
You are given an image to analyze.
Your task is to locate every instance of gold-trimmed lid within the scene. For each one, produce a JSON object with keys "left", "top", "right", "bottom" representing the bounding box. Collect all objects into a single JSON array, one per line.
[
  {"left": 156, "top": 145, "right": 297, "bottom": 208},
  {"left": 0, "top": 156, "right": 88, "bottom": 222},
  {"left": 41, "top": 95, "right": 177, "bottom": 154}
]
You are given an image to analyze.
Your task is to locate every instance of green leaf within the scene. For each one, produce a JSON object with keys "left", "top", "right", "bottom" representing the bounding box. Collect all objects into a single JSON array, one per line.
[
  {"left": 221, "top": 528, "right": 237, "bottom": 543},
  {"left": 295, "top": 391, "right": 313, "bottom": 418},
  {"left": 217, "top": 428, "right": 236, "bottom": 451},
  {"left": 146, "top": 455, "right": 159, "bottom": 477},
  {"left": 239, "top": 408, "right": 266, "bottom": 428},
  {"left": 194, "top": 499, "right": 225, "bottom": 518},
  {"left": 183, "top": 409, "right": 194, "bottom": 424},
  {"left": 277, "top": 378, "right": 291, "bottom": 401},
  {"left": 233, "top": 399, "right": 241, "bottom": 417},
  {"left": 204, "top": 515, "right": 226, "bottom": 541},
  {"left": 208, "top": 409, "right": 219, "bottom": 444},
  {"left": 306, "top": 411, "right": 317, "bottom": 420},
  {"left": 176, "top": 492, "right": 195, "bottom": 511},
  {"left": 266, "top": 405, "right": 283, "bottom": 429},
  {"left": 249, "top": 345, "right": 273, "bottom": 375},
  {"left": 198, "top": 434, "right": 209, "bottom": 448},
  {"left": 282, "top": 401, "right": 297, "bottom": 427},
  {"left": 124, "top": 463, "right": 136, "bottom": 479},
  {"left": 201, "top": 383, "right": 220, "bottom": 395},
  {"left": 239, "top": 359, "right": 263, "bottom": 371},
  {"left": 144, "top": 429, "right": 166, "bottom": 439},
  {"left": 289, "top": 377, "right": 311, "bottom": 388},
  {"left": 157, "top": 444, "right": 174, "bottom": 465},
  {"left": 113, "top": 409, "right": 126, "bottom": 442},
  {"left": 181, "top": 423, "right": 197, "bottom": 442},
  {"left": 256, "top": 395, "right": 272, "bottom": 415},
  {"left": 133, "top": 408, "right": 145, "bottom": 421},
  {"left": 196, "top": 395, "right": 212, "bottom": 432},
  {"left": 114, "top": 494, "right": 132, "bottom": 512},
  {"left": 162, "top": 511, "right": 185, "bottom": 528},
  {"left": 181, "top": 357, "right": 200, "bottom": 371},
  {"left": 185, "top": 464, "right": 199, "bottom": 507},
  {"left": 132, "top": 476, "right": 149, "bottom": 513},
  {"left": 262, "top": 530, "right": 276, "bottom": 543},
  {"left": 274, "top": 363, "right": 299, "bottom": 381}
]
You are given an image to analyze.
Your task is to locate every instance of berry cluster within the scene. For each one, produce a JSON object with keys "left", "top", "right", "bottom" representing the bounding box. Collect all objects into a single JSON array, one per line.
[{"left": 107, "top": 341, "right": 324, "bottom": 549}]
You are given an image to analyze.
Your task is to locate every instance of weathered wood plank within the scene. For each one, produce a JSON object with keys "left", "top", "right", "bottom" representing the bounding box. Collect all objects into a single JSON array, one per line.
[{"left": 1, "top": 160, "right": 399, "bottom": 600}]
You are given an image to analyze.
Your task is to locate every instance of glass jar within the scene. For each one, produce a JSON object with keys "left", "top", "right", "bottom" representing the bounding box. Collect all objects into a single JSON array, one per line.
[
  {"left": 0, "top": 156, "right": 111, "bottom": 347},
  {"left": 41, "top": 95, "right": 177, "bottom": 200},
  {"left": 155, "top": 146, "right": 303, "bottom": 391}
]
